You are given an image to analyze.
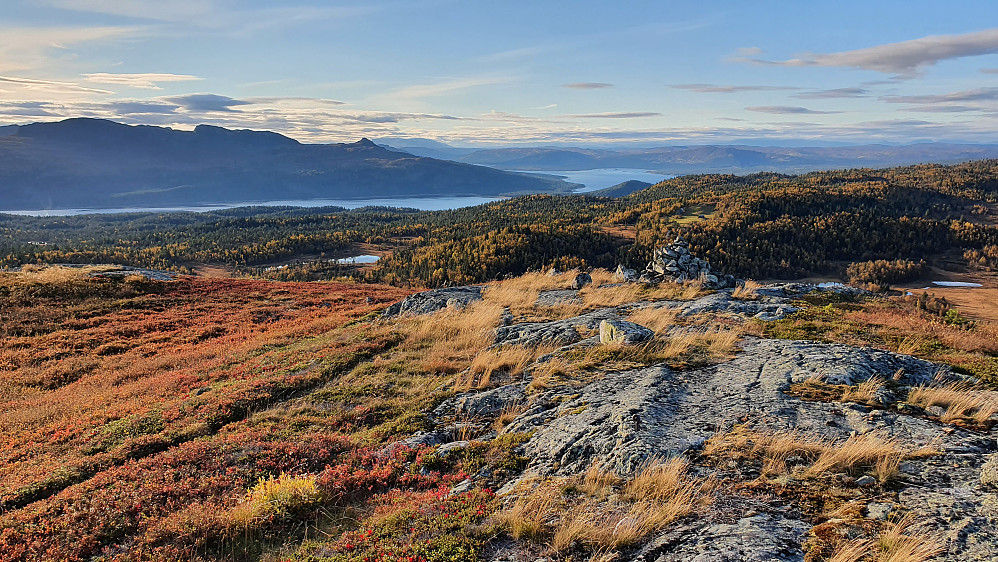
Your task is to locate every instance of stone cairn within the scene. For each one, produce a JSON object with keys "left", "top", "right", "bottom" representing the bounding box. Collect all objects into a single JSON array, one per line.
[{"left": 641, "top": 235, "right": 735, "bottom": 289}]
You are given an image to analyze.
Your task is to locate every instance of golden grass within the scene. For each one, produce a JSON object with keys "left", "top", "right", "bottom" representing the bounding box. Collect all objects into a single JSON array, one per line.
[
  {"left": 626, "top": 307, "right": 679, "bottom": 334},
  {"left": 704, "top": 327, "right": 742, "bottom": 356},
  {"left": 494, "top": 401, "right": 528, "bottom": 433},
  {"left": 841, "top": 376, "right": 884, "bottom": 404},
  {"left": 731, "top": 279, "right": 763, "bottom": 300},
  {"left": 829, "top": 539, "right": 874, "bottom": 562},
  {"left": 496, "top": 481, "right": 559, "bottom": 543},
  {"left": 805, "top": 434, "right": 904, "bottom": 482},
  {"left": 579, "top": 461, "right": 622, "bottom": 499},
  {"left": 527, "top": 327, "right": 742, "bottom": 392},
  {"left": 12, "top": 264, "right": 114, "bottom": 284},
  {"left": 497, "top": 457, "right": 712, "bottom": 555},
  {"left": 876, "top": 514, "right": 945, "bottom": 562},
  {"left": 705, "top": 428, "right": 906, "bottom": 482},
  {"left": 907, "top": 382, "right": 998, "bottom": 424},
  {"left": 459, "top": 344, "right": 556, "bottom": 391},
  {"left": 587, "top": 268, "right": 619, "bottom": 286},
  {"left": 830, "top": 513, "right": 944, "bottom": 562},
  {"left": 580, "top": 283, "right": 649, "bottom": 308},
  {"left": 482, "top": 270, "right": 575, "bottom": 315},
  {"left": 622, "top": 457, "right": 696, "bottom": 502}
]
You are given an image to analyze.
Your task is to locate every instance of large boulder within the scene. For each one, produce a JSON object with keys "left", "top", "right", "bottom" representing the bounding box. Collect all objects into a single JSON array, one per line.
[
  {"left": 381, "top": 286, "right": 483, "bottom": 317},
  {"left": 599, "top": 318, "right": 654, "bottom": 344}
]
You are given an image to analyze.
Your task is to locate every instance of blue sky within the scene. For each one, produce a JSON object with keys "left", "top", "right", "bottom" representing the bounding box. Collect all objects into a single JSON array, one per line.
[{"left": 4, "top": 0, "right": 998, "bottom": 146}]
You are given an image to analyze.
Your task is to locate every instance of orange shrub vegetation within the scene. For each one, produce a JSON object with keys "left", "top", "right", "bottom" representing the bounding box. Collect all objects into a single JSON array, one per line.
[{"left": 0, "top": 273, "right": 408, "bottom": 515}]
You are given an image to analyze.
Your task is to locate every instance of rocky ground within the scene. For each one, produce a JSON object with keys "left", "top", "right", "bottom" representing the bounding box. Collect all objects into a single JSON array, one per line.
[{"left": 385, "top": 278, "right": 998, "bottom": 561}]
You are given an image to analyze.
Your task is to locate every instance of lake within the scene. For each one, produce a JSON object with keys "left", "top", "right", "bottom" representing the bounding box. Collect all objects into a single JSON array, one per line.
[
  {"left": 3, "top": 195, "right": 503, "bottom": 217},
  {"left": 510, "top": 168, "right": 672, "bottom": 192},
  {"left": 2, "top": 169, "right": 670, "bottom": 217}
]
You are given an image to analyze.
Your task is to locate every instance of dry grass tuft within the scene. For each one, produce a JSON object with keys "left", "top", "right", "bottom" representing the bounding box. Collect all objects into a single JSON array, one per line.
[
  {"left": 495, "top": 481, "right": 559, "bottom": 543},
  {"left": 829, "top": 539, "right": 874, "bottom": 562},
  {"left": 622, "top": 457, "right": 693, "bottom": 502},
  {"left": 805, "top": 434, "right": 904, "bottom": 482},
  {"left": 842, "top": 376, "right": 885, "bottom": 404},
  {"left": 579, "top": 461, "right": 622, "bottom": 498},
  {"left": 496, "top": 457, "right": 712, "bottom": 555},
  {"left": 494, "top": 401, "right": 528, "bottom": 433},
  {"left": 907, "top": 382, "right": 998, "bottom": 424},
  {"left": 830, "top": 513, "right": 944, "bottom": 562},
  {"left": 482, "top": 271, "right": 573, "bottom": 314},
  {"left": 705, "top": 428, "right": 906, "bottom": 482},
  {"left": 460, "top": 344, "right": 555, "bottom": 391},
  {"left": 876, "top": 514, "right": 945, "bottom": 562},
  {"left": 731, "top": 280, "right": 763, "bottom": 300},
  {"left": 626, "top": 307, "right": 679, "bottom": 335}
]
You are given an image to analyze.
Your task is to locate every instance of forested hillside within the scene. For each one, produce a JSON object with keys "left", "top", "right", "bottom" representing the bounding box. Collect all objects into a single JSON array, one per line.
[{"left": 3, "top": 160, "right": 998, "bottom": 285}]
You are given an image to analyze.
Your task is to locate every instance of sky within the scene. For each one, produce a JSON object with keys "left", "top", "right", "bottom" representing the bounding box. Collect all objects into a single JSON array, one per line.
[{"left": 4, "top": 0, "right": 998, "bottom": 146}]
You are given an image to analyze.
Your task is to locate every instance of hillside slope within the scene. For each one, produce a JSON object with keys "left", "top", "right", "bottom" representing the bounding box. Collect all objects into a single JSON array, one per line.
[
  {"left": 1, "top": 266, "right": 996, "bottom": 561},
  {"left": 0, "top": 119, "right": 572, "bottom": 210}
]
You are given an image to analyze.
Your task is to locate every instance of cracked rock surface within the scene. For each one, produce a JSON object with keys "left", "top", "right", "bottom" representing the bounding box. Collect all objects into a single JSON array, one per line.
[
  {"left": 492, "top": 337, "right": 995, "bottom": 560},
  {"left": 381, "top": 286, "right": 483, "bottom": 317},
  {"left": 506, "top": 338, "right": 943, "bottom": 479}
]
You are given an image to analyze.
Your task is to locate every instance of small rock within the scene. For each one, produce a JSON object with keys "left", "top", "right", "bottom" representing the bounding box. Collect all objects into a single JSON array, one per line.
[
  {"left": 614, "top": 265, "right": 638, "bottom": 282},
  {"left": 926, "top": 405, "right": 945, "bottom": 417},
  {"left": 866, "top": 502, "right": 893, "bottom": 520},
  {"left": 982, "top": 454, "right": 998, "bottom": 489},
  {"left": 572, "top": 272, "right": 592, "bottom": 290},
  {"left": 448, "top": 478, "right": 474, "bottom": 497},
  {"left": 437, "top": 440, "right": 471, "bottom": 456},
  {"left": 856, "top": 475, "right": 877, "bottom": 487}
]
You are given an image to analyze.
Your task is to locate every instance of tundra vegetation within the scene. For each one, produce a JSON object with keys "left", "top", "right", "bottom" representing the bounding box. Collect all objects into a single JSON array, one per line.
[{"left": 1, "top": 262, "right": 994, "bottom": 561}]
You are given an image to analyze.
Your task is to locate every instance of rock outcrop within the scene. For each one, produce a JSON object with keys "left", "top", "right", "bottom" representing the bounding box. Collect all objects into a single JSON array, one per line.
[
  {"left": 385, "top": 279, "right": 998, "bottom": 560},
  {"left": 504, "top": 338, "right": 946, "bottom": 478},
  {"left": 381, "top": 286, "right": 483, "bottom": 317},
  {"left": 643, "top": 235, "right": 735, "bottom": 289}
]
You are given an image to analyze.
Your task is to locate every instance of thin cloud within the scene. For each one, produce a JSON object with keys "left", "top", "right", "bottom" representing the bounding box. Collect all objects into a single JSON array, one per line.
[
  {"left": 108, "top": 101, "right": 179, "bottom": 114},
  {"left": 245, "top": 97, "right": 345, "bottom": 106},
  {"left": 563, "top": 82, "right": 613, "bottom": 89},
  {"left": 794, "top": 87, "right": 870, "bottom": 99},
  {"left": 746, "top": 105, "right": 842, "bottom": 115},
  {"left": 0, "top": 25, "right": 139, "bottom": 74},
  {"left": 0, "top": 75, "right": 113, "bottom": 95},
  {"left": 532, "top": 104, "right": 558, "bottom": 110},
  {"left": 982, "top": 68, "right": 998, "bottom": 74},
  {"left": 478, "top": 46, "right": 547, "bottom": 63},
  {"left": 389, "top": 76, "right": 510, "bottom": 99},
  {"left": 331, "top": 111, "right": 463, "bottom": 123},
  {"left": 46, "top": 0, "right": 214, "bottom": 22},
  {"left": 566, "top": 112, "right": 661, "bottom": 118},
  {"left": 903, "top": 105, "right": 987, "bottom": 113},
  {"left": 83, "top": 73, "right": 203, "bottom": 90},
  {"left": 162, "top": 93, "right": 252, "bottom": 112},
  {"left": 672, "top": 83, "right": 797, "bottom": 93},
  {"left": 0, "top": 101, "right": 60, "bottom": 117},
  {"left": 744, "top": 28, "right": 998, "bottom": 77},
  {"left": 882, "top": 87, "right": 998, "bottom": 104}
]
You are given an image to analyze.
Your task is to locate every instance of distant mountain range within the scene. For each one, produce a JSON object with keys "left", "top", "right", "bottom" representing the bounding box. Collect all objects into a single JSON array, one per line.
[
  {"left": 0, "top": 119, "right": 573, "bottom": 211},
  {"left": 376, "top": 138, "right": 998, "bottom": 175}
]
